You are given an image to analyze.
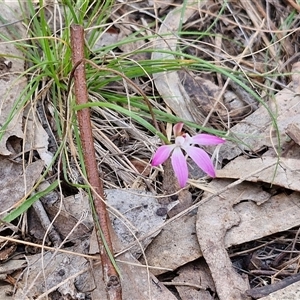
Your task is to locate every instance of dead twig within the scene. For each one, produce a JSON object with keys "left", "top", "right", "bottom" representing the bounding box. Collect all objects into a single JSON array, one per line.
[
  {"left": 70, "top": 24, "right": 122, "bottom": 300},
  {"left": 245, "top": 272, "right": 300, "bottom": 299}
]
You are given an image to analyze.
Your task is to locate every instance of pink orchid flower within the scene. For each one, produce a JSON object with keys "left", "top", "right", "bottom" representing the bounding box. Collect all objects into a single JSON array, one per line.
[{"left": 151, "top": 123, "right": 225, "bottom": 187}]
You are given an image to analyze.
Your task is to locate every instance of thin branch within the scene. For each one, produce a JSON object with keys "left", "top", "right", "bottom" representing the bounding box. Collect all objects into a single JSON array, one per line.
[
  {"left": 70, "top": 24, "right": 122, "bottom": 300},
  {"left": 245, "top": 272, "right": 300, "bottom": 299}
]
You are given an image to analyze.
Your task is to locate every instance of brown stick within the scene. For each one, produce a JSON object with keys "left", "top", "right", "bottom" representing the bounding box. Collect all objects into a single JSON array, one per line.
[
  {"left": 70, "top": 24, "right": 122, "bottom": 300},
  {"left": 245, "top": 272, "right": 300, "bottom": 299}
]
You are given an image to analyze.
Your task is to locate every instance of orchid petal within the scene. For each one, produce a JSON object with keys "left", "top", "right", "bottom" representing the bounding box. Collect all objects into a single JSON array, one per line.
[
  {"left": 171, "top": 147, "right": 189, "bottom": 187},
  {"left": 173, "top": 122, "right": 184, "bottom": 137},
  {"left": 185, "top": 146, "right": 216, "bottom": 177},
  {"left": 191, "top": 134, "right": 225, "bottom": 146},
  {"left": 151, "top": 144, "right": 175, "bottom": 166}
]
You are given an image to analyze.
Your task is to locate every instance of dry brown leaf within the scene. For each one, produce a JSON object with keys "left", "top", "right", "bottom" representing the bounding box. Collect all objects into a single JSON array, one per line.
[
  {"left": 222, "top": 62, "right": 300, "bottom": 160},
  {"left": 110, "top": 3, "right": 150, "bottom": 61},
  {"left": 0, "top": 2, "right": 26, "bottom": 155},
  {"left": 0, "top": 158, "right": 44, "bottom": 218},
  {"left": 196, "top": 181, "right": 252, "bottom": 300},
  {"left": 29, "top": 190, "right": 93, "bottom": 242},
  {"left": 0, "top": 259, "right": 26, "bottom": 276},
  {"left": 225, "top": 188, "right": 300, "bottom": 247},
  {"left": 197, "top": 179, "right": 300, "bottom": 300},
  {"left": 144, "top": 179, "right": 300, "bottom": 279},
  {"left": 180, "top": 72, "right": 252, "bottom": 123},
  {"left": 15, "top": 242, "right": 90, "bottom": 299},
  {"left": 259, "top": 281, "right": 300, "bottom": 300},
  {"left": 91, "top": 251, "right": 178, "bottom": 300},
  {"left": 172, "top": 260, "right": 215, "bottom": 300},
  {"left": 23, "top": 107, "right": 53, "bottom": 167},
  {"left": 105, "top": 189, "right": 176, "bottom": 258},
  {"left": 91, "top": 27, "right": 120, "bottom": 50},
  {"left": 152, "top": 0, "right": 198, "bottom": 122},
  {"left": 286, "top": 122, "right": 300, "bottom": 146},
  {"left": 130, "top": 159, "right": 151, "bottom": 176},
  {"left": 40, "top": 205, "right": 92, "bottom": 240},
  {"left": 90, "top": 225, "right": 178, "bottom": 300},
  {"left": 0, "top": 2, "right": 51, "bottom": 166},
  {"left": 143, "top": 213, "right": 200, "bottom": 275},
  {"left": 217, "top": 156, "right": 300, "bottom": 192}
]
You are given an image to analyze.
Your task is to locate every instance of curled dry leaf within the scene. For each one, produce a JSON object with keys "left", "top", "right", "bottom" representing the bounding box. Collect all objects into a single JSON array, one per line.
[
  {"left": 180, "top": 72, "right": 254, "bottom": 124},
  {"left": 0, "top": 2, "right": 51, "bottom": 167},
  {"left": 23, "top": 106, "right": 53, "bottom": 167},
  {"left": 130, "top": 159, "right": 151, "bottom": 176},
  {"left": 0, "top": 3, "right": 26, "bottom": 155},
  {"left": 152, "top": 0, "right": 198, "bottom": 122}
]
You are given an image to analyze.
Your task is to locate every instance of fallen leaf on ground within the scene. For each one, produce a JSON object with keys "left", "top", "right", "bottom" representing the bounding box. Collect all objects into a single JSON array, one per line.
[
  {"left": 90, "top": 224, "right": 178, "bottom": 300},
  {"left": 286, "top": 122, "right": 300, "bottom": 146},
  {"left": 180, "top": 71, "right": 253, "bottom": 124},
  {"left": 144, "top": 179, "right": 300, "bottom": 279},
  {"left": 258, "top": 281, "right": 300, "bottom": 300},
  {"left": 196, "top": 180, "right": 251, "bottom": 300},
  {"left": 143, "top": 214, "right": 200, "bottom": 276},
  {"left": 0, "top": 159, "right": 44, "bottom": 218},
  {"left": 106, "top": 189, "right": 177, "bottom": 258},
  {"left": 91, "top": 251, "right": 178, "bottom": 300},
  {"left": 221, "top": 62, "right": 300, "bottom": 161},
  {"left": 159, "top": 159, "right": 192, "bottom": 218},
  {"left": 197, "top": 178, "right": 300, "bottom": 300},
  {"left": 172, "top": 259, "right": 215, "bottom": 300},
  {"left": 0, "top": 12, "right": 26, "bottom": 155},
  {"left": 217, "top": 156, "right": 300, "bottom": 192},
  {"left": 23, "top": 106, "right": 53, "bottom": 167},
  {"left": 152, "top": 0, "right": 198, "bottom": 122},
  {"left": 14, "top": 242, "right": 90, "bottom": 299}
]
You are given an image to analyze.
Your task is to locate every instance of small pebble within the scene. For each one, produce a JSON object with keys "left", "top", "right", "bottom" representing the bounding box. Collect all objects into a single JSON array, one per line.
[{"left": 156, "top": 207, "right": 167, "bottom": 216}]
